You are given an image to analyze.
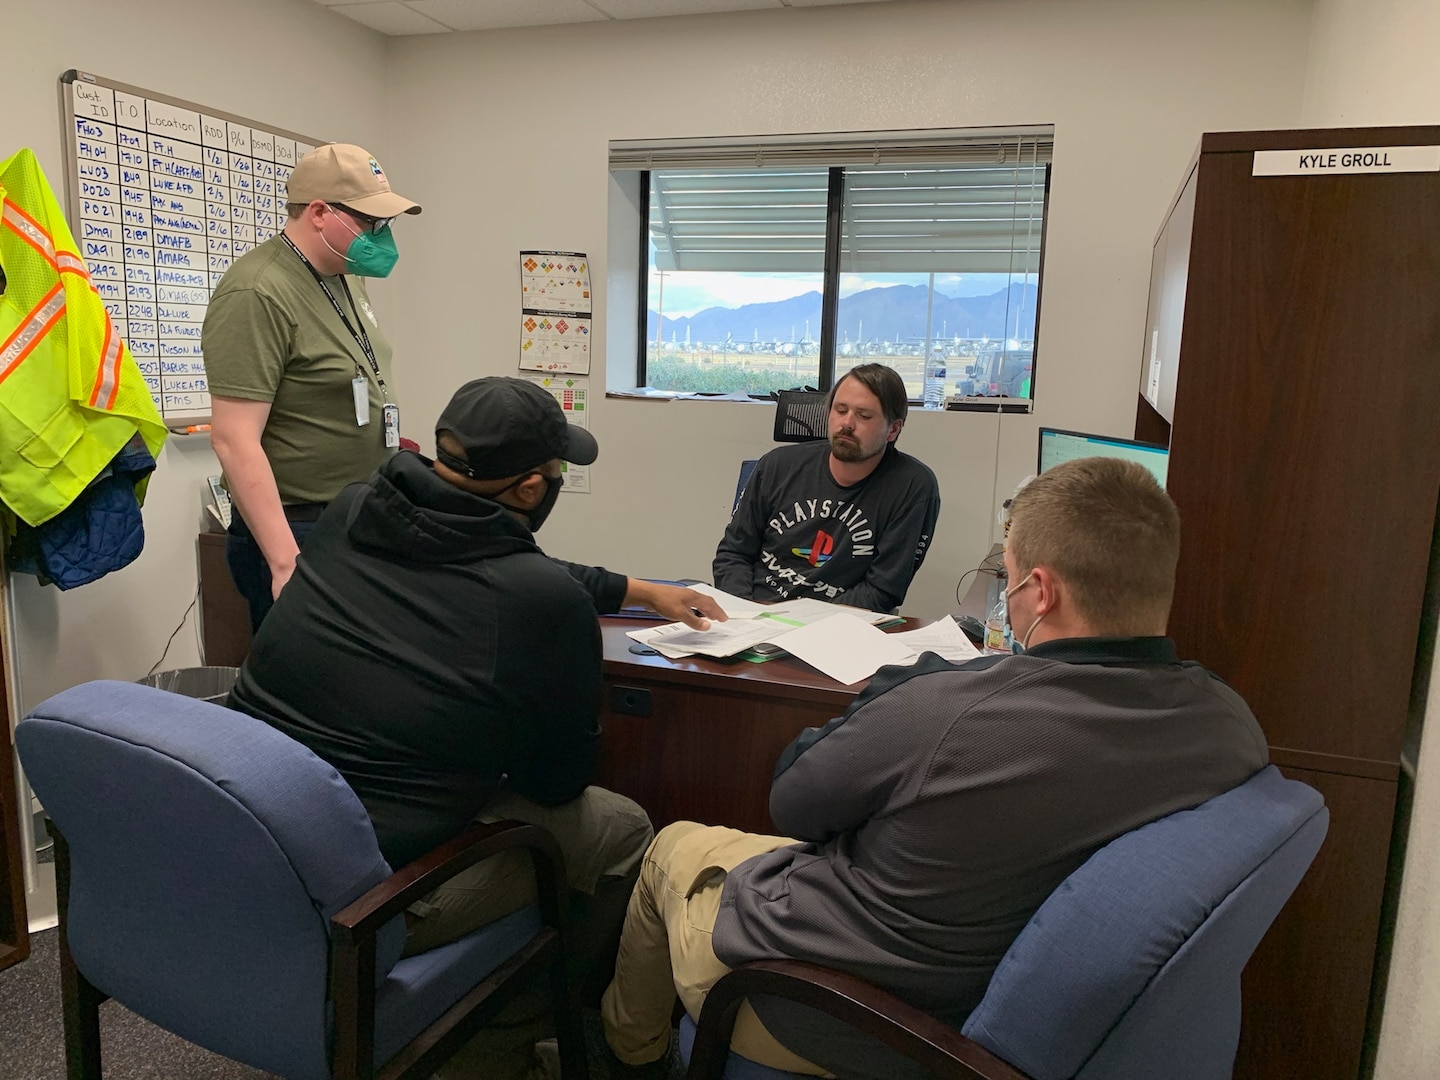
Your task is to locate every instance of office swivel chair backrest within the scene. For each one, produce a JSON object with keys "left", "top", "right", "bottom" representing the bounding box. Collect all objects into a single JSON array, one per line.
[
  {"left": 16, "top": 680, "right": 407, "bottom": 1080},
  {"left": 734, "top": 459, "right": 759, "bottom": 513},
  {"left": 961, "top": 764, "right": 1328, "bottom": 1080},
  {"left": 772, "top": 390, "right": 829, "bottom": 443}
]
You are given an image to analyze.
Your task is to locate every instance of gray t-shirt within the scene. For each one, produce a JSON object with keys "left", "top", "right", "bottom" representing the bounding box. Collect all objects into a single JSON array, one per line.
[{"left": 202, "top": 235, "right": 394, "bottom": 505}]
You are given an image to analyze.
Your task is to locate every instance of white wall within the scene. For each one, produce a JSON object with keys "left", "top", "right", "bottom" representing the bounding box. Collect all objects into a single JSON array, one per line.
[
  {"left": 3, "top": 0, "right": 390, "bottom": 715},
  {"left": 376, "top": 0, "right": 1311, "bottom": 618},
  {"left": 1301, "top": 0, "right": 1440, "bottom": 127},
  {"left": 1300, "top": 2, "right": 1440, "bottom": 1076}
]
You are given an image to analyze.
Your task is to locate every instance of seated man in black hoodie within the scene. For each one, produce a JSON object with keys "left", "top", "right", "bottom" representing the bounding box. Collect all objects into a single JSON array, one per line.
[{"left": 229, "top": 377, "right": 725, "bottom": 983}]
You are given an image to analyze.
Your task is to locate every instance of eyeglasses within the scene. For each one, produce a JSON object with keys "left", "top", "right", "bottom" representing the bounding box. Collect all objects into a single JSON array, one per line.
[{"left": 327, "top": 203, "right": 396, "bottom": 235}]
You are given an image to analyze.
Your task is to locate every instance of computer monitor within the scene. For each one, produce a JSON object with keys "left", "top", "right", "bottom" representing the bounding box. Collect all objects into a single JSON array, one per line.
[{"left": 1037, "top": 427, "right": 1170, "bottom": 487}]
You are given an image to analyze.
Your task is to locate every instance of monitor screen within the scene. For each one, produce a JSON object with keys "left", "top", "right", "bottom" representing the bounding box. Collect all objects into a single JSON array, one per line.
[{"left": 1037, "top": 427, "right": 1169, "bottom": 487}]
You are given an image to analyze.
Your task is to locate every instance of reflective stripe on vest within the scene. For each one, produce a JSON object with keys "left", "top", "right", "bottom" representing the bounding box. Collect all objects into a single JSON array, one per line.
[
  {"left": 2, "top": 200, "right": 53, "bottom": 265},
  {"left": 4, "top": 201, "right": 92, "bottom": 285},
  {"left": 0, "top": 283, "right": 66, "bottom": 384},
  {"left": 89, "top": 314, "right": 123, "bottom": 410},
  {"left": 1, "top": 193, "right": 114, "bottom": 395}
]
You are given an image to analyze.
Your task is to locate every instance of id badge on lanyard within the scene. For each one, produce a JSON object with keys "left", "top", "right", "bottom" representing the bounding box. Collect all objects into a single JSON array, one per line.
[
  {"left": 353, "top": 376, "right": 371, "bottom": 426},
  {"left": 382, "top": 403, "right": 400, "bottom": 448}
]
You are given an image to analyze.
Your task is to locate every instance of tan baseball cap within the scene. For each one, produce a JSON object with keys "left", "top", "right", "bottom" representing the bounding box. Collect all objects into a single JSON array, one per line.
[{"left": 286, "top": 143, "right": 421, "bottom": 217}]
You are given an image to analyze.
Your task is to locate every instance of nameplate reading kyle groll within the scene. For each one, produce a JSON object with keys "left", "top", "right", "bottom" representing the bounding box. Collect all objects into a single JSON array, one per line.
[{"left": 1252, "top": 145, "right": 1440, "bottom": 177}]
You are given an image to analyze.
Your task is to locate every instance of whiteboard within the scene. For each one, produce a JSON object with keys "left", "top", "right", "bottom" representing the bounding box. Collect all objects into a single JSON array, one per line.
[{"left": 60, "top": 70, "right": 325, "bottom": 427}]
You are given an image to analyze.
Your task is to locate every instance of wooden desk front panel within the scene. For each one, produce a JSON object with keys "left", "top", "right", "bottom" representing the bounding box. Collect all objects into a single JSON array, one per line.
[
  {"left": 596, "top": 620, "right": 859, "bottom": 834},
  {"left": 597, "top": 677, "right": 840, "bottom": 835}
]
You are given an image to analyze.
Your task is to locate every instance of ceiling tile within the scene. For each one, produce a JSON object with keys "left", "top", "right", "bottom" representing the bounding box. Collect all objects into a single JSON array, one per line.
[
  {"left": 330, "top": 2, "right": 452, "bottom": 34},
  {"left": 589, "top": 0, "right": 780, "bottom": 19},
  {"left": 309, "top": 0, "right": 897, "bottom": 34},
  {"left": 405, "top": 0, "right": 608, "bottom": 31}
]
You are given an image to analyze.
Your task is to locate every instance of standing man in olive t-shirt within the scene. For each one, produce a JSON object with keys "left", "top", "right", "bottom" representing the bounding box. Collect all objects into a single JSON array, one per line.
[{"left": 203, "top": 143, "right": 421, "bottom": 630}]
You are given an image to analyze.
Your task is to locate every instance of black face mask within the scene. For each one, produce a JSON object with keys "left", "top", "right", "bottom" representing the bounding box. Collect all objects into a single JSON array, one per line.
[
  {"left": 443, "top": 456, "right": 564, "bottom": 532},
  {"left": 524, "top": 474, "right": 564, "bottom": 532}
]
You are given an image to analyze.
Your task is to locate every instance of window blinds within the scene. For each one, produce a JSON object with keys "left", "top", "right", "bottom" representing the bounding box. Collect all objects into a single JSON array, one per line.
[{"left": 625, "top": 128, "right": 1052, "bottom": 275}]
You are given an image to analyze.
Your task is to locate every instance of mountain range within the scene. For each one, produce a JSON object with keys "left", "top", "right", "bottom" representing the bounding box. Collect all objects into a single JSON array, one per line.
[{"left": 647, "top": 282, "right": 1038, "bottom": 345}]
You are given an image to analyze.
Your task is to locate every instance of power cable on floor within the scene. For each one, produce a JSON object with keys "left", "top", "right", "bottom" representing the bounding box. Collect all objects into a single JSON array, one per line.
[{"left": 145, "top": 588, "right": 199, "bottom": 677}]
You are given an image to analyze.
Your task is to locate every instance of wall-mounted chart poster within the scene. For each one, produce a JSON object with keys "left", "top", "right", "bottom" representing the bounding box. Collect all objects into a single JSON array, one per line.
[
  {"left": 521, "top": 250, "right": 590, "bottom": 313},
  {"left": 519, "top": 250, "right": 592, "bottom": 374},
  {"left": 522, "top": 374, "right": 590, "bottom": 493},
  {"left": 62, "top": 70, "right": 321, "bottom": 426}
]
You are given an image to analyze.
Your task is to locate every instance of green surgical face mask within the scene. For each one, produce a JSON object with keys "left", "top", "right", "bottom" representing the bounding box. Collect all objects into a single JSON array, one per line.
[{"left": 344, "top": 225, "right": 399, "bottom": 278}]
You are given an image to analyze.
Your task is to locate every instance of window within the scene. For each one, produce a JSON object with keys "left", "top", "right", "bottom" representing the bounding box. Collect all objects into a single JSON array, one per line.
[{"left": 614, "top": 128, "right": 1052, "bottom": 401}]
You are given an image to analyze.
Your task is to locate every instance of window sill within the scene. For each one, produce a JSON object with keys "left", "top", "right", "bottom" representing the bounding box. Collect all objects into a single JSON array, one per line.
[
  {"left": 943, "top": 396, "right": 1033, "bottom": 414},
  {"left": 606, "top": 390, "right": 771, "bottom": 403}
]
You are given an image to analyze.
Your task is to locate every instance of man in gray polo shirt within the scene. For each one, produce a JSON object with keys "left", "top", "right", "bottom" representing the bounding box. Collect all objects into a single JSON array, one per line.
[
  {"left": 203, "top": 143, "right": 420, "bottom": 630},
  {"left": 601, "top": 457, "right": 1269, "bottom": 1077}
]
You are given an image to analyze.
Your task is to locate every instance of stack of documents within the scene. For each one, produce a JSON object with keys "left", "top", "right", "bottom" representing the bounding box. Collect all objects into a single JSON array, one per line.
[{"left": 626, "top": 585, "right": 982, "bottom": 685}]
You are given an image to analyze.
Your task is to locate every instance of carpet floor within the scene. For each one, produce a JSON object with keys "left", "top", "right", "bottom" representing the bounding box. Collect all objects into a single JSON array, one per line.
[{"left": 0, "top": 929, "right": 680, "bottom": 1079}]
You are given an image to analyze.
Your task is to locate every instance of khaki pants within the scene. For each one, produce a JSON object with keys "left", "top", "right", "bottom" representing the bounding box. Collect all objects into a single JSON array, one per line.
[
  {"left": 404, "top": 785, "right": 653, "bottom": 957},
  {"left": 600, "top": 821, "right": 831, "bottom": 1076}
]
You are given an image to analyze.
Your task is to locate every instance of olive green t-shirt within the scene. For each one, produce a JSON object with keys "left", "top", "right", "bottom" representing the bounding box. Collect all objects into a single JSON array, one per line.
[{"left": 202, "top": 235, "right": 395, "bottom": 505}]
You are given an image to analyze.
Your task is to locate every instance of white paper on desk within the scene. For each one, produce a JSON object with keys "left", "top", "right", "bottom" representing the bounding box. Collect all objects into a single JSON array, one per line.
[
  {"left": 775, "top": 613, "right": 917, "bottom": 686},
  {"left": 624, "top": 626, "right": 697, "bottom": 659},
  {"left": 690, "top": 583, "right": 772, "bottom": 619},
  {"left": 767, "top": 597, "right": 895, "bottom": 627},
  {"left": 639, "top": 618, "right": 793, "bottom": 658},
  {"left": 890, "top": 618, "right": 983, "bottom": 664}
]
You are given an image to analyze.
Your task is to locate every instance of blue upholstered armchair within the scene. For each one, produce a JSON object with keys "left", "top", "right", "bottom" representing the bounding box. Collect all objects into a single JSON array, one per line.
[
  {"left": 681, "top": 764, "right": 1327, "bottom": 1080},
  {"left": 15, "top": 680, "right": 589, "bottom": 1080}
]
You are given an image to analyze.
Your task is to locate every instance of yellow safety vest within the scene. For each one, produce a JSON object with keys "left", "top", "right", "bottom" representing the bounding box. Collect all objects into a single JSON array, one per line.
[{"left": 0, "top": 148, "right": 167, "bottom": 527}]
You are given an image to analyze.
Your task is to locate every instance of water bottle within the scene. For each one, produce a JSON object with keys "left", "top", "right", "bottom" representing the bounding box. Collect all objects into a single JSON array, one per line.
[
  {"left": 923, "top": 364, "right": 945, "bottom": 410},
  {"left": 984, "top": 583, "right": 1010, "bottom": 653}
]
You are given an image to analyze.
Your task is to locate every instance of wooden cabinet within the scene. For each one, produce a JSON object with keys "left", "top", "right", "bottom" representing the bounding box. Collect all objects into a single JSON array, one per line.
[{"left": 1136, "top": 126, "right": 1440, "bottom": 1080}]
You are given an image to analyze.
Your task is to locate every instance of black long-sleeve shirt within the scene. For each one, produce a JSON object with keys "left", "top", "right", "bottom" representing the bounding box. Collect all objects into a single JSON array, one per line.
[{"left": 712, "top": 441, "right": 940, "bottom": 612}]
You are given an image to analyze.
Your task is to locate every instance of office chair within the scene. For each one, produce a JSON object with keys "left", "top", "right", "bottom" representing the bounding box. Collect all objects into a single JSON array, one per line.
[
  {"left": 680, "top": 764, "right": 1327, "bottom": 1080},
  {"left": 733, "top": 459, "right": 759, "bottom": 513},
  {"left": 15, "top": 680, "right": 589, "bottom": 1080},
  {"left": 771, "top": 390, "right": 829, "bottom": 443}
]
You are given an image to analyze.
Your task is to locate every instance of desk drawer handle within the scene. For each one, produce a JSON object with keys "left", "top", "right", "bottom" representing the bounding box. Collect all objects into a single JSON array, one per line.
[{"left": 611, "top": 685, "right": 653, "bottom": 717}]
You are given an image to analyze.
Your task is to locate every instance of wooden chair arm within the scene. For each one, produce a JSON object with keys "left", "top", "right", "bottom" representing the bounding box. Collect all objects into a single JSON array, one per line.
[
  {"left": 329, "top": 820, "right": 570, "bottom": 1080},
  {"left": 331, "top": 820, "right": 567, "bottom": 941},
  {"left": 688, "top": 960, "right": 1031, "bottom": 1080}
]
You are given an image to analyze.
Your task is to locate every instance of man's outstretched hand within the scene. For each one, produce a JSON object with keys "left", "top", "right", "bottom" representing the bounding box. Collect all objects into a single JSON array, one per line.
[{"left": 624, "top": 580, "right": 729, "bottom": 630}]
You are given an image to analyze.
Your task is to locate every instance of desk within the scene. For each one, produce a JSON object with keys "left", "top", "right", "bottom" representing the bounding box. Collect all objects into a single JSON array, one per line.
[{"left": 595, "top": 618, "right": 900, "bottom": 834}]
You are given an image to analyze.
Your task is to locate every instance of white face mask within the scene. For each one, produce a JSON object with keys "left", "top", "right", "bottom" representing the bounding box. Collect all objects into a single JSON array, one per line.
[{"left": 1004, "top": 570, "right": 1046, "bottom": 651}]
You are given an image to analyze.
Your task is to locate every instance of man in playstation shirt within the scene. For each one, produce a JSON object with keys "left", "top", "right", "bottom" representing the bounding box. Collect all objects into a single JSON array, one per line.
[{"left": 712, "top": 363, "right": 941, "bottom": 612}]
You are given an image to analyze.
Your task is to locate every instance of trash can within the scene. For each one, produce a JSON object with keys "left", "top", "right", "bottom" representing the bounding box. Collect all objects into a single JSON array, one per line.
[{"left": 137, "top": 666, "right": 239, "bottom": 705}]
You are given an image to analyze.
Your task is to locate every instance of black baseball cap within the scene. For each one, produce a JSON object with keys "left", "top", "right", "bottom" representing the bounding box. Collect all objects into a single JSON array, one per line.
[{"left": 435, "top": 377, "right": 598, "bottom": 480}]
